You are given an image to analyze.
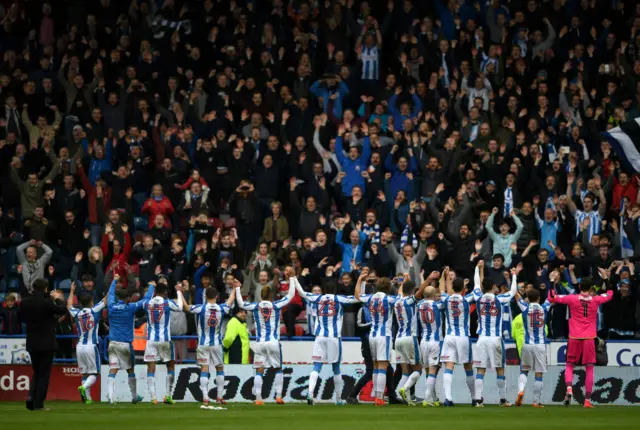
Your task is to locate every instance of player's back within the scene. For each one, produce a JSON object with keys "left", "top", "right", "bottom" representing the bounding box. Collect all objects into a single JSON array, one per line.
[
  {"left": 394, "top": 296, "right": 418, "bottom": 338},
  {"left": 254, "top": 300, "right": 281, "bottom": 342},
  {"left": 71, "top": 303, "right": 105, "bottom": 345},
  {"left": 367, "top": 292, "right": 395, "bottom": 337},
  {"left": 477, "top": 294, "right": 504, "bottom": 337},
  {"left": 560, "top": 292, "right": 613, "bottom": 339},
  {"left": 314, "top": 294, "right": 344, "bottom": 338},
  {"left": 417, "top": 299, "right": 443, "bottom": 342},
  {"left": 146, "top": 296, "right": 175, "bottom": 342},
  {"left": 193, "top": 302, "right": 228, "bottom": 346},
  {"left": 108, "top": 300, "right": 140, "bottom": 343},
  {"left": 443, "top": 293, "right": 474, "bottom": 337},
  {"left": 521, "top": 302, "right": 549, "bottom": 345}
]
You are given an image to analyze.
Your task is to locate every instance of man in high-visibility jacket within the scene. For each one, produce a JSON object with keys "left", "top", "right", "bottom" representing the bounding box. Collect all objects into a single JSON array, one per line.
[{"left": 223, "top": 310, "right": 249, "bottom": 364}]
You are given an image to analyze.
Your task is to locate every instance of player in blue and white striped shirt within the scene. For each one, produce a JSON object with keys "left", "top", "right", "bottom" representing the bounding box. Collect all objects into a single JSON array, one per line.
[
  {"left": 473, "top": 263, "right": 520, "bottom": 407},
  {"left": 417, "top": 283, "right": 445, "bottom": 407},
  {"left": 566, "top": 177, "right": 606, "bottom": 241},
  {"left": 186, "top": 286, "right": 236, "bottom": 409},
  {"left": 304, "top": 285, "right": 322, "bottom": 336},
  {"left": 236, "top": 270, "right": 295, "bottom": 405},
  {"left": 293, "top": 277, "right": 359, "bottom": 405},
  {"left": 144, "top": 282, "right": 184, "bottom": 405},
  {"left": 355, "top": 270, "right": 396, "bottom": 406},
  {"left": 515, "top": 289, "right": 551, "bottom": 408},
  {"left": 395, "top": 273, "right": 435, "bottom": 406},
  {"left": 440, "top": 265, "right": 481, "bottom": 406},
  {"left": 67, "top": 282, "right": 106, "bottom": 404}
]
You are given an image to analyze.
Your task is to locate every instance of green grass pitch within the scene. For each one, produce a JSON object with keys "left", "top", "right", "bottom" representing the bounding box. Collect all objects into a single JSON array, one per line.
[{"left": 1, "top": 402, "right": 639, "bottom": 429}]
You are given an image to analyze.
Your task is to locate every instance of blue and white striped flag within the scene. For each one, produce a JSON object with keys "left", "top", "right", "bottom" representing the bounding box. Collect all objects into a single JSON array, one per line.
[{"left": 601, "top": 117, "right": 640, "bottom": 173}]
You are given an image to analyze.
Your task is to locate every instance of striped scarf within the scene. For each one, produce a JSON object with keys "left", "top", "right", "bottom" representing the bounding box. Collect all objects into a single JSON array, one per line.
[
  {"left": 152, "top": 15, "right": 192, "bottom": 40},
  {"left": 362, "top": 222, "right": 380, "bottom": 244},
  {"left": 400, "top": 225, "right": 418, "bottom": 250}
]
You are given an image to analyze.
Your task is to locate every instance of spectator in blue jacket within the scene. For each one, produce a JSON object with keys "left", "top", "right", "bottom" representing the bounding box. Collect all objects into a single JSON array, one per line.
[
  {"left": 335, "top": 123, "right": 372, "bottom": 197},
  {"left": 82, "top": 137, "right": 113, "bottom": 186},
  {"left": 335, "top": 214, "right": 367, "bottom": 274},
  {"left": 387, "top": 87, "right": 423, "bottom": 131},
  {"left": 384, "top": 145, "right": 418, "bottom": 199},
  {"left": 310, "top": 75, "right": 349, "bottom": 119}
]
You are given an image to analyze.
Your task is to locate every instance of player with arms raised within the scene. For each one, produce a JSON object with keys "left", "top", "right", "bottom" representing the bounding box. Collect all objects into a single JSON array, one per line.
[
  {"left": 395, "top": 273, "right": 436, "bottom": 406},
  {"left": 67, "top": 282, "right": 107, "bottom": 404},
  {"left": 417, "top": 274, "right": 445, "bottom": 407},
  {"left": 236, "top": 268, "right": 296, "bottom": 405},
  {"left": 473, "top": 262, "right": 520, "bottom": 407},
  {"left": 144, "top": 282, "right": 184, "bottom": 404},
  {"left": 106, "top": 275, "right": 155, "bottom": 404},
  {"left": 549, "top": 269, "right": 613, "bottom": 408},
  {"left": 186, "top": 286, "right": 236, "bottom": 409},
  {"left": 514, "top": 288, "right": 550, "bottom": 407},
  {"left": 355, "top": 273, "right": 395, "bottom": 406},
  {"left": 439, "top": 268, "right": 480, "bottom": 406},
  {"left": 293, "top": 274, "right": 360, "bottom": 405}
]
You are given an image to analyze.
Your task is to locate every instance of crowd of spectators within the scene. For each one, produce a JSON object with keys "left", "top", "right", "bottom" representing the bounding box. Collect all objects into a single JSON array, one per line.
[{"left": 0, "top": 0, "right": 639, "bottom": 350}]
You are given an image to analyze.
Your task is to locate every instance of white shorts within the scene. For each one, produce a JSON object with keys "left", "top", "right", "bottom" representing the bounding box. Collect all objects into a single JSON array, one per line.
[
  {"left": 77, "top": 344, "right": 100, "bottom": 374},
  {"left": 144, "top": 341, "right": 175, "bottom": 363},
  {"left": 395, "top": 337, "right": 420, "bottom": 365},
  {"left": 420, "top": 339, "right": 442, "bottom": 367},
  {"left": 473, "top": 337, "right": 505, "bottom": 369},
  {"left": 440, "top": 336, "right": 472, "bottom": 364},
  {"left": 108, "top": 341, "right": 134, "bottom": 370},
  {"left": 197, "top": 345, "right": 224, "bottom": 367},
  {"left": 521, "top": 344, "right": 547, "bottom": 373},
  {"left": 253, "top": 340, "right": 281, "bottom": 369},
  {"left": 311, "top": 337, "right": 342, "bottom": 364},
  {"left": 369, "top": 336, "right": 391, "bottom": 362}
]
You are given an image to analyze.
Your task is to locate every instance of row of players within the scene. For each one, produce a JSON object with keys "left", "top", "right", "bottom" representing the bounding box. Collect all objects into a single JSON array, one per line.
[{"left": 68, "top": 261, "right": 611, "bottom": 408}]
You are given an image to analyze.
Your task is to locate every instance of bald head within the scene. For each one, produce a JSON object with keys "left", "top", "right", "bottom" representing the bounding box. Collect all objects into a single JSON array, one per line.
[{"left": 423, "top": 286, "right": 437, "bottom": 300}]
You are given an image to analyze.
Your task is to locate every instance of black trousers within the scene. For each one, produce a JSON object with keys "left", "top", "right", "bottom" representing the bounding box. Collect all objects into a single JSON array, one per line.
[
  {"left": 349, "top": 339, "right": 400, "bottom": 402},
  {"left": 27, "top": 350, "right": 54, "bottom": 410}
]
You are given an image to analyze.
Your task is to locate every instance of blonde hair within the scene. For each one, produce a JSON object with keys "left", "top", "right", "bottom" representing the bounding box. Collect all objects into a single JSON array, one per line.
[{"left": 88, "top": 246, "right": 103, "bottom": 263}]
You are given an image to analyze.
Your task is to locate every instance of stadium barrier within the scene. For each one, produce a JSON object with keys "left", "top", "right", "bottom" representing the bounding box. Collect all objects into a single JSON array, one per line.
[
  {"left": 100, "top": 364, "right": 640, "bottom": 405},
  {"left": 3, "top": 335, "right": 640, "bottom": 366}
]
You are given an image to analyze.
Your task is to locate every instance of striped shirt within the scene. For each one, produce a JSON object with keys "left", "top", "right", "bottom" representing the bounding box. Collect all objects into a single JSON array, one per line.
[
  {"left": 298, "top": 293, "right": 359, "bottom": 337},
  {"left": 394, "top": 295, "right": 418, "bottom": 338},
  {"left": 417, "top": 299, "right": 444, "bottom": 342},
  {"left": 191, "top": 302, "right": 230, "bottom": 346},
  {"left": 574, "top": 210, "right": 602, "bottom": 241},
  {"left": 358, "top": 292, "right": 397, "bottom": 337},
  {"left": 145, "top": 294, "right": 183, "bottom": 342},
  {"left": 361, "top": 46, "right": 379, "bottom": 80},
  {"left": 476, "top": 274, "right": 517, "bottom": 337},
  {"left": 517, "top": 300, "right": 550, "bottom": 345},
  {"left": 236, "top": 282, "right": 294, "bottom": 342},
  {"left": 70, "top": 302, "right": 106, "bottom": 345}
]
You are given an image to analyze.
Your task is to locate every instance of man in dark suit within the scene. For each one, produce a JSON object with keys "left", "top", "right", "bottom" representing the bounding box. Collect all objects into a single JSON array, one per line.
[{"left": 18, "top": 279, "right": 68, "bottom": 411}]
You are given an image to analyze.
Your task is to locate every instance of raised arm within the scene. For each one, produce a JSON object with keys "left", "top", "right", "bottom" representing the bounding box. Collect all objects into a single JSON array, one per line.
[
  {"left": 107, "top": 278, "right": 118, "bottom": 306},
  {"left": 234, "top": 286, "right": 256, "bottom": 310},
  {"left": 67, "top": 281, "right": 77, "bottom": 310}
]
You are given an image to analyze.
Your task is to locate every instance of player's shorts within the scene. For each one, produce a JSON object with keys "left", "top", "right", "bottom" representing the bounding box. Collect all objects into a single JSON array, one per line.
[
  {"left": 311, "top": 336, "right": 342, "bottom": 364},
  {"left": 420, "top": 339, "right": 442, "bottom": 367},
  {"left": 108, "top": 341, "right": 134, "bottom": 370},
  {"left": 253, "top": 340, "right": 281, "bottom": 369},
  {"left": 440, "top": 336, "right": 472, "bottom": 364},
  {"left": 196, "top": 345, "right": 224, "bottom": 367},
  {"left": 473, "top": 336, "right": 505, "bottom": 369},
  {"left": 521, "top": 344, "right": 548, "bottom": 373},
  {"left": 369, "top": 336, "right": 391, "bottom": 362},
  {"left": 567, "top": 338, "right": 596, "bottom": 365},
  {"left": 76, "top": 344, "right": 100, "bottom": 374},
  {"left": 395, "top": 336, "right": 420, "bottom": 365},
  {"left": 144, "top": 341, "right": 175, "bottom": 363}
]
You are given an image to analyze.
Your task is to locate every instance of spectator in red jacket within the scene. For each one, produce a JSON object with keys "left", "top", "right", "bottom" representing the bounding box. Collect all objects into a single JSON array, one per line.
[
  {"left": 77, "top": 163, "right": 112, "bottom": 245},
  {"left": 141, "top": 184, "right": 175, "bottom": 229},
  {"left": 611, "top": 171, "right": 639, "bottom": 210},
  {"left": 101, "top": 224, "right": 131, "bottom": 274}
]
